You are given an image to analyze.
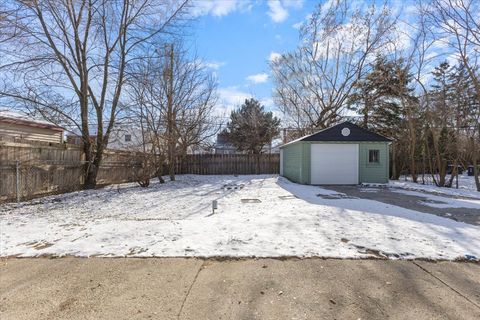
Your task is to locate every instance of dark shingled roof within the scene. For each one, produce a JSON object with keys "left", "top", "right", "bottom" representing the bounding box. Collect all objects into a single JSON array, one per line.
[{"left": 300, "top": 121, "right": 392, "bottom": 142}]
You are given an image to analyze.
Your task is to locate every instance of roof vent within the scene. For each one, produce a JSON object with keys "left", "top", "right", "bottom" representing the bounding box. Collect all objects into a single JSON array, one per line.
[{"left": 341, "top": 127, "right": 350, "bottom": 137}]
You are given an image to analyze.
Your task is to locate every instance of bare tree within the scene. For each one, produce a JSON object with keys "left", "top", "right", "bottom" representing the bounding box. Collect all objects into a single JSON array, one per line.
[
  {"left": 0, "top": 3, "right": 21, "bottom": 44},
  {"left": 0, "top": 0, "right": 189, "bottom": 188},
  {"left": 382, "top": 1, "right": 439, "bottom": 183},
  {"left": 270, "top": 0, "right": 397, "bottom": 135},
  {"left": 126, "top": 42, "right": 218, "bottom": 182},
  {"left": 424, "top": 0, "right": 480, "bottom": 190}
]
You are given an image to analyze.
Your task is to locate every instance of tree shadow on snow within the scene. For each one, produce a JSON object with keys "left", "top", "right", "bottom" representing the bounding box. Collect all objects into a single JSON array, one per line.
[{"left": 276, "top": 178, "right": 480, "bottom": 258}]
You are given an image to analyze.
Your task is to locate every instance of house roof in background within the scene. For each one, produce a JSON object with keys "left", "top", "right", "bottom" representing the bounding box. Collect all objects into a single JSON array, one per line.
[
  {"left": 280, "top": 121, "right": 392, "bottom": 148},
  {"left": 0, "top": 110, "right": 64, "bottom": 132}
]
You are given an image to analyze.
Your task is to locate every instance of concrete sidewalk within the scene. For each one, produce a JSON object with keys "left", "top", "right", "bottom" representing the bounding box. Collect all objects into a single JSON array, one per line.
[{"left": 1, "top": 258, "right": 479, "bottom": 320}]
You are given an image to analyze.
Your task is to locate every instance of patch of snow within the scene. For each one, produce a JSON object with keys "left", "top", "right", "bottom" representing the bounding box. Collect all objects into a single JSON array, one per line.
[
  {"left": 389, "top": 175, "right": 479, "bottom": 199},
  {"left": 390, "top": 188, "right": 480, "bottom": 209},
  {"left": 1, "top": 175, "right": 479, "bottom": 260}
]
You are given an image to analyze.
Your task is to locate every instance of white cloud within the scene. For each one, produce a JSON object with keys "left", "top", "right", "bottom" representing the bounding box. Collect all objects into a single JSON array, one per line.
[
  {"left": 215, "top": 87, "right": 277, "bottom": 121},
  {"left": 267, "top": 0, "right": 304, "bottom": 23},
  {"left": 216, "top": 86, "right": 253, "bottom": 116},
  {"left": 282, "top": 0, "right": 304, "bottom": 9},
  {"left": 268, "top": 52, "right": 282, "bottom": 62},
  {"left": 191, "top": 0, "right": 253, "bottom": 17},
  {"left": 292, "top": 13, "right": 310, "bottom": 29},
  {"left": 218, "top": 86, "right": 252, "bottom": 106},
  {"left": 292, "top": 21, "right": 303, "bottom": 29},
  {"left": 246, "top": 73, "right": 269, "bottom": 84},
  {"left": 267, "top": 0, "right": 289, "bottom": 23},
  {"left": 203, "top": 61, "right": 226, "bottom": 70},
  {"left": 260, "top": 97, "right": 274, "bottom": 108}
]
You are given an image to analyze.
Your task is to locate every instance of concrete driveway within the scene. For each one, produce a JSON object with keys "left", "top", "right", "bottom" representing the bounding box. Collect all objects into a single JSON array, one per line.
[
  {"left": 324, "top": 185, "right": 480, "bottom": 226},
  {"left": 1, "top": 258, "right": 479, "bottom": 320}
]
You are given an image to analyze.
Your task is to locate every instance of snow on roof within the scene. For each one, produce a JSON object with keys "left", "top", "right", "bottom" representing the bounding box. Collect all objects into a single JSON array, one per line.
[{"left": 0, "top": 109, "right": 64, "bottom": 131}]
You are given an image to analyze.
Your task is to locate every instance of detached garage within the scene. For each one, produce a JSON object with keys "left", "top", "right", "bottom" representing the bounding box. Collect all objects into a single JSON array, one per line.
[{"left": 280, "top": 121, "right": 392, "bottom": 185}]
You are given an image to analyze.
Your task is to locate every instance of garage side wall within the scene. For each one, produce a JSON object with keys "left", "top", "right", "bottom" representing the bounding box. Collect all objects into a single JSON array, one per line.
[
  {"left": 359, "top": 142, "right": 389, "bottom": 183},
  {"left": 281, "top": 143, "right": 304, "bottom": 183},
  {"left": 301, "top": 142, "right": 311, "bottom": 184}
]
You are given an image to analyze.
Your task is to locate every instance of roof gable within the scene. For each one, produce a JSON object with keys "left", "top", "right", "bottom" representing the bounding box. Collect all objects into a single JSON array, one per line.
[
  {"left": 301, "top": 121, "right": 392, "bottom": 142},
  {"left": 0, "top": 110, "right": 64, "bottom": 132}
]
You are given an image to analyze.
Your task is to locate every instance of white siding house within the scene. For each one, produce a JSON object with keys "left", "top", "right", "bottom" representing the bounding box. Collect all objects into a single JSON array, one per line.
[{"left": 0, "top": 110, "right": 64, "bottom": 144}]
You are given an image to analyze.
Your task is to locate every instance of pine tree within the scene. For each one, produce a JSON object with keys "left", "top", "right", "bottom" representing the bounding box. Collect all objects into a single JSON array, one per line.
[
  {"left": 224, "top": 98, "right": 281, "bottom": 154},
  {"left": 427, "top": 61, "right": 460, "bottom": 187},
  {"left": 347, "top": 55, "right": 410, "bottom": 138},
  {"left": 449, "top": 63, "right": 480, "bottom": 132},
  {"left": 348, "top": 56, "right": 417, "bottom": 180},
  {"left": 430, "top": 61, "right": 453, "bottom": 127}
]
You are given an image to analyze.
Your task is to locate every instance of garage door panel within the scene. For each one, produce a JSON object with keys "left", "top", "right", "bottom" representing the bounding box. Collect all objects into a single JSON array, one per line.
[{"left": 310, "top": 144, "right": 358, "bottom": 185}]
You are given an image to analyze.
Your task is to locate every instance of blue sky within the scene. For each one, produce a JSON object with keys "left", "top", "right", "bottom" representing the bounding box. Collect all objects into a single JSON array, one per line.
[{"left": 189, "top": 0, "right": 318, "bottom": 117}]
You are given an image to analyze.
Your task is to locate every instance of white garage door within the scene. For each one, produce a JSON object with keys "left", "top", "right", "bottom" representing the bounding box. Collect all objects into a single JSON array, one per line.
[{"left": 310, "top": 144, "right": 359, "bottom": 185}]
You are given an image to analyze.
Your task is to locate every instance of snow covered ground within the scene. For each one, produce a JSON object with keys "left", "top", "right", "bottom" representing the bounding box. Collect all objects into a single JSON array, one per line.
[
  {"left": 1, "top": 175, "right": 479, "bottom": 260},
  {"left": 389, "top": 174, "right": 479, "bottom": 199}
]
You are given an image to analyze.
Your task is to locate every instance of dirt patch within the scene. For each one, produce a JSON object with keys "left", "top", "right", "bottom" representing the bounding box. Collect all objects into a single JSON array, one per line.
[
  {"left": 222, "top": 183, "right": 245, "bottom": 190},
  {"left": 316, "top": 193, "right": 356, "bottom": 200},
  {"left": 127, "top": 247, "right": 148, "bottom": 256},
  {"left": 241, "top": 199, "right": 262, "bottom": 203},
  {"left": 22, "top": 240, "right": 55, "bottom": 250},
  {"left": 352, "top": 244, "right": 414, "bottom": 259},
  {"left": 278, "top": 195, "right": 298, "bottom": 200}
]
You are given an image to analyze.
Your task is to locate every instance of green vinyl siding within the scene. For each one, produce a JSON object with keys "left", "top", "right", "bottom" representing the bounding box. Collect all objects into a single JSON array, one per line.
[
  {"left": 282, "top": 142, "right": 310, "bottom": 184},
  {"left": 299, "top": 142, "right": 310, "bottom": 184},
  {"left": 358, "top": 142, "right": 389, "bottom": 183},
  {"left": 282, "top": 142, "right": 303, "bottom": 183},
  {"left": 282, "top": 140, "right": 390, "bottom": 185}
]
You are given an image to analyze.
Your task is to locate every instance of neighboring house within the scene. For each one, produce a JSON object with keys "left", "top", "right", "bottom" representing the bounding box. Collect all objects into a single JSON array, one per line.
[
  {"left": 264, "top": 138, "right": 282, "bottom": 154},
  {"left": 280, "top": 121, "right": 392, "bottom": 185},
  {"left": 108, "top": 125, "right": 145, "bottom": 151},
  {"left": 66, "top": 135, "right": 97, "bottom": 145},
  {"left": 214, "top": 132, "right": 237, "bottom": 154},
  {"left": 67, "top": 125, "right": 147, "bottom": 151},
  {"left": 0, "top": 110, "right": 64, "bottom": 144},
  {"left": 214, "top": 133, "right": 281, "bottom": 154}
]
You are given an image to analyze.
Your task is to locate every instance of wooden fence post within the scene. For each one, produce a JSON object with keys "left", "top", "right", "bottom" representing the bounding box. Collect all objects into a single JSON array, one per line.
[{"left": 16, "top": 160, "right": 20, "bottom": 203}]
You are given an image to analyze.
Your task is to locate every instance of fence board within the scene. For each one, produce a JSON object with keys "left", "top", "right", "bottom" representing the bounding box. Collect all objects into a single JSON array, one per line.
[
  {"left": 175, "top": 154, "right": 279, "bottom": 175},
  {"left": 1, "top": 142, "right": 279, "bottom": 202}
]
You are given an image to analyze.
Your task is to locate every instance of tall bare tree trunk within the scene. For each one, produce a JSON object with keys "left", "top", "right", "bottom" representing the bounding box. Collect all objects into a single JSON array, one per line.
[
  {"left": 472, "top": 137, "right": 480, "bottom": 192},
  {"left": 391, "top": 143, "right": 397, "bottom": 180},
  {"left": 167, "top": 44, "right": 175, "bottom": 181}
]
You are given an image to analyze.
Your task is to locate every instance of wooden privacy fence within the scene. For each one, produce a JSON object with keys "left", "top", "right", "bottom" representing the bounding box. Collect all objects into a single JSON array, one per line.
[
  {"left": 0, "top": 143, "right": 146, "bottom": 202},
  {"left": 0, "top": 141, "right": 280, "bottom": 202},
  {"left": 175, "top": 154, "right": 280, "bottom": 175},
  {"left": 0, "top": 160, "right": 147, "bottom": 203}
]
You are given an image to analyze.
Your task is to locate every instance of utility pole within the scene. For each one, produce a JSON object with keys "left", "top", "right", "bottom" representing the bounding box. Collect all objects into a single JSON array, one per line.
[{"left": 166, "top": 43, "right": 175, "bottom": 181}]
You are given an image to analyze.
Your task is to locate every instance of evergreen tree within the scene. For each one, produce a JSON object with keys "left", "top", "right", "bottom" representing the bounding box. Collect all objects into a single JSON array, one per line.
[
  {"left": 224, "top": 98, "right": 281, "bottom": 154},
  {"left": 449, "top": 63, "right": 480, "bottom": 132},
  {"left": 430, "top": 61, "right": 454, "bottom": 127},
  {"left": 426, "top": 61, "right": 465, "bottom": 187},
  {"left": 348, "top": 55, "right": 418, "bottom": 180},
  {"left": 347, "top": 55, "right": 410, "bottom": 137}
]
